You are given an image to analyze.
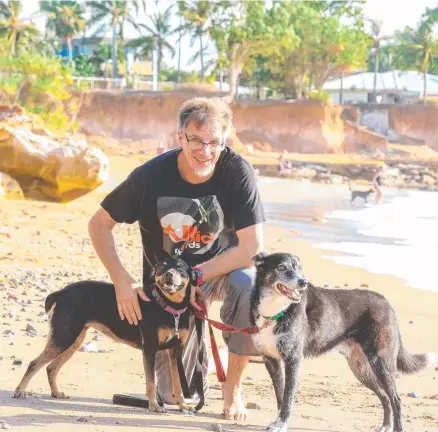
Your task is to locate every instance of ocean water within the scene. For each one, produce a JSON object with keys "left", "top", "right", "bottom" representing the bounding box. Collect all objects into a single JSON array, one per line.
[
  {"left": 261, "top": 180, "right": 438, "bottom": 293},
  {"left": 314, "top": 189, "right": 438, "bottom": 293}
]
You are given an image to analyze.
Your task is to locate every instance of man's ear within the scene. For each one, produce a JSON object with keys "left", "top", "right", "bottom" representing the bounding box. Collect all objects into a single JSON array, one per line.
[{"left": 251, "top": 252, "right": 268, "bottom": 266}]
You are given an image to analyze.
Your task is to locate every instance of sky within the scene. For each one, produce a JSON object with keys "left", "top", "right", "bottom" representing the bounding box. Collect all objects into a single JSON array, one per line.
[{"left": 23, "top": 0, "right": 438, "bottom": 72}]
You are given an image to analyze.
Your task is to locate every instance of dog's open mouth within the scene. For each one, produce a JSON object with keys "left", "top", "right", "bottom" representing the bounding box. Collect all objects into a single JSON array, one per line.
[
  {"left": 276, "top": 283, "right": 302, "bottom": 302},
  {"left": 161, "top": 281, "right": 185, "bottom": 294}
]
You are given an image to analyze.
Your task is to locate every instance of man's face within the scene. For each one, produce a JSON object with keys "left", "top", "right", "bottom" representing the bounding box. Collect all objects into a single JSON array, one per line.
[{"left": 177, "top": 121, "right": 224, "bottom": 179}]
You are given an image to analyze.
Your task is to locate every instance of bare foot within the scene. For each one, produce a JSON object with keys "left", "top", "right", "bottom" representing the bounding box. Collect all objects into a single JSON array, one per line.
[{"left": 223, "top": 386, "right": 249, "bottom": 421}]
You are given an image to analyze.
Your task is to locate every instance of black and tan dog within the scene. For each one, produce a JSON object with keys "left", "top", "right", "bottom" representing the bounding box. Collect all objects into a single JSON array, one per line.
[
  {"left": 14, "top": 256, "right": 198, "bottom": 413},
  {"left": 250, "top": 252, "right": 437, "bottom": 432}
]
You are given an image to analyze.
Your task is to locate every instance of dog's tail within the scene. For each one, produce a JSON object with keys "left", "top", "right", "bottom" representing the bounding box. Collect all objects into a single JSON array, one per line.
[{"left": 397, "top": 346, "right": 437, "bottom": 374}]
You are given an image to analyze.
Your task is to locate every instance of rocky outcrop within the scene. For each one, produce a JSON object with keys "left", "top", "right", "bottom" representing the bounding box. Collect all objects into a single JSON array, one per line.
[
  {"left": 389, "top": 104, "right": 438, "bottom": 150},
  {"left": 76, "top": 91, "right": 388, "bottom": 154},
  {"left": 0, "top": 106, "right": 109, "bottom": 202}
]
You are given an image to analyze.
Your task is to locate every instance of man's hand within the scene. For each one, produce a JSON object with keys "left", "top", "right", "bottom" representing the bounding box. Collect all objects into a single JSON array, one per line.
[
  {"left": 190, "top": 285, "right": 205, "bottom": 312},
  {"left": 115, "top": 280, "right": 150, "bottom": 325}
]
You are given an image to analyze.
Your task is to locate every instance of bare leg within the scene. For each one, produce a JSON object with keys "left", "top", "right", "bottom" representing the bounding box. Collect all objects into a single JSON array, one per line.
[{"left": 223, "top": 352, "right": 249, "bottom": 421}]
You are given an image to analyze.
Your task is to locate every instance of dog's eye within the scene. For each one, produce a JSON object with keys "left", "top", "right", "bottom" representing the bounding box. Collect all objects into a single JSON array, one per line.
[{"left": 277, "top": 265, "right": 287, "bottom": 271}]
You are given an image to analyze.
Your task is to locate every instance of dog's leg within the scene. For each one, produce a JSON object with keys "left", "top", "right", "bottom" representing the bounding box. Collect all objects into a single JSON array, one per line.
[
  {"left": 264, "top": 356, "right": 284, "bottom": 410},
  {"left": 345, "top": 343, "right": 393, "bottom": 431},
  {"left": 268, "top": 354, "right": 301, "bottom": 432},
  {"left": 14, "top": 340, "right": 62, "bottom": 398},
  {"left": 144, "top": 349, "right": 165, "bottom": 413},
  {"left": 46, "top": 328, "right": 87, "bottom": 399},
  {"left": 369, "top": 355, "right": 402, "bottom": 432},
  {"left": 167, "top": 346, "right": 195, "bottom": 413}
]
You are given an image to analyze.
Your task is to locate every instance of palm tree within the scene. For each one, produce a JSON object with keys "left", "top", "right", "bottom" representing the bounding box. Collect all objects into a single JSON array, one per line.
[
  {"left": 127, "top": 4, "right": 177, "bottom": 85},
  {"left": 179, "top": 1, "right": 214, "bottom": 81},
  {"left": 0, "top": 0, "right": 40, "bottom": 56},
  {"left": 40, "top": 1, "right": 85, "bottom": 63},
  {"left": 89, "top": 1, "right": 146, "bottom": 78},
  {"left": 410, "top": 22, "right": 438, "bottom": 103},
  {"left": 367, "top": 18, "right": 392, "bottom": 102}
]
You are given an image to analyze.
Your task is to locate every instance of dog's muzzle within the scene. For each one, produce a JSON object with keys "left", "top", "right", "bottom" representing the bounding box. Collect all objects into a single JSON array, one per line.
[{"left": 276, "top": 278, "right": 308, "bottom": 302}]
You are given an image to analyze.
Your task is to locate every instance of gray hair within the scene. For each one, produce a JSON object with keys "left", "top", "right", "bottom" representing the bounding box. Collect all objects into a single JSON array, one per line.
[{"left": 178, "top": 97, "right": 232, "bottom": 137}]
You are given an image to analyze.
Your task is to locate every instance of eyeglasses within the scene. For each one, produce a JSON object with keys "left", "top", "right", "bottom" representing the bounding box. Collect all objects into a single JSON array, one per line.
[{"left": 184, "top": 132, "right": 224, "bottom": 150}]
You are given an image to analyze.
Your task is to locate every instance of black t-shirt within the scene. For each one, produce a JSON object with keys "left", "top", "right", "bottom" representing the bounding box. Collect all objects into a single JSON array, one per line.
[{"left": 101, "top": 147, "right": 265, "bottom": 284}]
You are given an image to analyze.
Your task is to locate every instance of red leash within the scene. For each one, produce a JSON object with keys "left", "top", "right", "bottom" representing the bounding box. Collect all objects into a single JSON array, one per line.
[{"left": 193, "top": 301, "right": 259, "bottom": 383}]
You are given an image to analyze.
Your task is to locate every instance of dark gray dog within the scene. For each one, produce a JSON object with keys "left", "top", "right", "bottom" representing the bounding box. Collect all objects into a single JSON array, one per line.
[{"left": 250, "top": 252, "right": 437, "bottom": 432}]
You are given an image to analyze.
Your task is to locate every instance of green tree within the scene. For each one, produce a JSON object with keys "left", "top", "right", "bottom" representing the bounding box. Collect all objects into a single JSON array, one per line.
[
  {"left": 210, "top": 1, "right": 277, "bottom": 100},
  {"left": 0, "top": 0, "right": 40, "bottom": 56},
  {"left": 179, "top": 1, "right": 215, "bottom": 81},
  {"left": 127, "top": 4, "right": 177, "bottom": 85},
  {"left": 40, "top": 1, "right": 86, "bottom": 63},
  {"left": 89, "top": 0, "right": 146, "bottom": 78},
  {"left": 366, "top": 18, "right": 392, "bottom": 101}
]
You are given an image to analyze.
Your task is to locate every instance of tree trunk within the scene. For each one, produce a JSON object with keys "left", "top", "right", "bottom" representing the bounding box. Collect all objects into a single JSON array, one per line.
[
  {"left": 157, "top": 43, "right": 163, "bottom": 90},
  {"left": 67, "top": 37, "right": 73, "bottom": 63},
  {"left": 423, "top": 63, "right": 428, "bottom": 103},
  {"left": 228, "top": 65, "right": 240, "bottom": 102},
  {"left": 111, "top": 24, "right": 117, "bottom": 78},
  {"left": 177, "top": 13, "right": 182, "bottom": 84},
  {"left": 340, "top": 71, "right": 344, "bottom": 104},
  {"left": 199, "top": 32, "right": 205, "bottom": 81},
  {"left": 8, "top": 28, "right": 17, "bottom": 56},
  {"left": 373, "top": 44, "right": 380, "bottom": 102}
]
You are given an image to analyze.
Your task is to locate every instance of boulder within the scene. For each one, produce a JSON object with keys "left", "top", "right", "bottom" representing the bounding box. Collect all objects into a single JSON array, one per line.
[
  {"left": 0, "top": 172, "right": 24, "bottom": 200},
  {"left": 0, "top": 107, "right": 109, "bottom": 202}
]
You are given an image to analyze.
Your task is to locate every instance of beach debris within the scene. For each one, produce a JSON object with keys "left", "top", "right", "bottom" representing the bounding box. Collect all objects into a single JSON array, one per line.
[
  {"left": 408, "top": 320, "right": 415, "bottom": 324},
  {"left": 92, "top": 334, "right": 102, "bottom": 341},
  {"left": 79, "top": 341, "right": 99, "bottom": 353},
  {"left": 76, "top": 417, "right": 88, "bottom": 423},
  {"left": 209, "top": 424, "right": 224, "bottom": 432},
  {"left": 246, "top": 402, "right": 262, "bottom": 410},
  {"left": 8, "top": 309, "right": 16, "bottom": 318},
  {"left": 3, "top": 329, "right": 15, "bottom": 337},
  {"left": 0, "top": 421, "right": 12, "bottom": 430},
  {"left": 26, "top": 324, "right": 38, "bottom": 336},
  {"left": 245, "top": 375, "right": 255, "bottom": 381},
  {"left": 359, "top": 283, "right": 369, "bottom": 288},
  {"left": 12, "top": 359, "right": 23, "bottom": 367},
  {"left": 407, "top": 392, "right": 420, "bottom": 398}
]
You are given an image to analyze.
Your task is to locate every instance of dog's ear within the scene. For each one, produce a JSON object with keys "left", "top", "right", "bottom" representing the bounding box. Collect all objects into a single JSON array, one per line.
[
  {"left": 251, "top": 252, "right": 268, "bottom": 266},
  {"left": 153, "top": 250, "right": 171, "bottom": 263}
]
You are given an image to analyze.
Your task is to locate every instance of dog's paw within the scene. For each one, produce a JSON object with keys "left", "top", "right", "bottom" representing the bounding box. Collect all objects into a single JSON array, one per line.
[
  {"left": 51, "top": 391, "right": 70, "bottom": 399},
  {"left": 13, "top": 390, "right": 28, "bottom": 399},
  {"left": 149, "top": 400, "right": 166, "bottom": 413},
  {"left": 178, "top": 402, "right": 196, "bottom": 414},
  {"left": 267, "top": 420, "right": 288, "bottom": 432}
]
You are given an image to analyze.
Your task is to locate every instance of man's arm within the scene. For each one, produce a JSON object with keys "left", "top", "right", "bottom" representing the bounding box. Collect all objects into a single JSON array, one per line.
[
  {"left": 196, "top": 223, "right": 263, "bottom": 282},
  {"left": 88, "top": 208, "right": 149, "bottom": 325}
]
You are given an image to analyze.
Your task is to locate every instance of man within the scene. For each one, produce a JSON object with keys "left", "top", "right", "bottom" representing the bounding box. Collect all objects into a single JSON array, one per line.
[{"left": 88, "top": 96, "right": 265, "bottom": 420}]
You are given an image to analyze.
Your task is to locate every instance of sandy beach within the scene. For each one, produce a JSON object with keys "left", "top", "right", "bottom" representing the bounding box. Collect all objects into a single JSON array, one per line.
[{"left": 1, "top": 155, "right": 437, "bottom": 432}]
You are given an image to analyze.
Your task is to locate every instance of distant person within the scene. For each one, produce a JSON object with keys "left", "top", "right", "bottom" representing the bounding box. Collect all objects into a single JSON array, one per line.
[
  {"left": 276, "top": 150, "right": 292, "bottom": 176},
  {"left": 373, "top": 166, "right": 384, "bottom": 204}
]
